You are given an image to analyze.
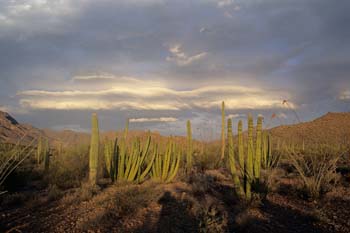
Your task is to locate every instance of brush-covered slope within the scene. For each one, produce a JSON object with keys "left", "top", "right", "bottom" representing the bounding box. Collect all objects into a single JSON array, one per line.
[
  {"left": 0, "top": 111, "right": 41, "bottom": 144},
  {"left": 269, "top": 112, "right": 350, "bottom": 145}
]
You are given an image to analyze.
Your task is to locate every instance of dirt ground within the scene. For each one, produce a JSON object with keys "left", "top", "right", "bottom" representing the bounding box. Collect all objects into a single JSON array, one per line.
[{"left": 1, "top": 170, "right": 350, "bottom": 233}]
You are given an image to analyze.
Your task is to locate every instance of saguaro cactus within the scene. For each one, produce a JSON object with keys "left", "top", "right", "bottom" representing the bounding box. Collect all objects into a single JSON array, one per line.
[
  {"left": 254, "top": 116, "right": 263, "bottom": 180},
  {"left": 89, "top": 113, "right": 100, "bottom": 185},
  {"left": 227, "top": 118, "right": 244, "bottom": 197},
  {"left": 186, "top": 120, "right": 193, "bottom": 172},
  {"left": 221, "top": 101, "right": 225, "bottom": 160}
]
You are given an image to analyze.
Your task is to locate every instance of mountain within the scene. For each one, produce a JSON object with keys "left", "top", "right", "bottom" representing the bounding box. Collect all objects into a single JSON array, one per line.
[
  {"left": 269, "top": 112, "right": 350, "bottom": 146},
  {"left": 1, "top": 110, "right": 350, "bottom": 148},
  {"left": 0, "top": 111, "right": 41, "bottom": 144}
]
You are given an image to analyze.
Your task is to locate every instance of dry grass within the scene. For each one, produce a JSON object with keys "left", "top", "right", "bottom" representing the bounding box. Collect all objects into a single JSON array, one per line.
[{"left": 286, "top": 146, "right": 342, "bottom": 199}]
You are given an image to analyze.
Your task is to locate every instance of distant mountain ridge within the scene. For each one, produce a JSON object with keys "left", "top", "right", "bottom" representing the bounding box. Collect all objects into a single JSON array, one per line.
[
  {"left": 1, "top": 111, "right": 350, "bottom": 147},
  {"left": 269, "top": 112, "right": 350, "bottom": 145},
  {"left": 0, "top": 111, "right": 41, "bottom": 144}
]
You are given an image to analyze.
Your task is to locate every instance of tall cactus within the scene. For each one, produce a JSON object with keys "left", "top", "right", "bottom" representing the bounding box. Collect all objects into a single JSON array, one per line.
[
  {"left": 43, "top": 138, "right": 50, "bottom": 172},
  {"left": 238, "top": 120, "right": 244, "bottom": 174},
  {"left": 246, "top": 114, "right": 254, "bottom": 200},
  {"left": 221, "top": 101, "right": 225, "bottom": 160},
  {"left": 186, "top": 120, "right": 193, "bottom": 172},
  {"left": 254, "top": 116, "right": 263, "bottom": 180},
  {"left": 104, "top": 138, "right": 118, "bottom": 181},
  {"left": 227, "top": 118, "right": 244, "bottom": 197},
  {"left": 152, "top": 138, "right": 181, "bottom": 183},
  {"left": 262, "top": 131, "right": 268, "bottom": 168},
  {"left": 89, "top": 113, "right": 100, "bottom": 185},
  {"left": 114, "top": 132, "right": 155, "bottom": 183},
  {"left": 37, "top": 135, "right": 43, "bottom": 164}
]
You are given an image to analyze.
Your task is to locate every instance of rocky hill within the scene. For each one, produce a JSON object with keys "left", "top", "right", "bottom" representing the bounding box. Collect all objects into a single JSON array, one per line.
[
  {"left": 0, "top": 111, "right": 41, "bottom": 144},
  {"left": 269, "top": 112, "right": 350, "bottom": 146}
]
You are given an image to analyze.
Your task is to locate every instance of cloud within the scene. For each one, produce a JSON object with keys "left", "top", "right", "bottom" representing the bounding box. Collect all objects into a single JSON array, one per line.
[
  {"left": 129, "top": 117, "right": 178, "bottom": 123},
  {"left": 227, "top": 113, "right": 245, "bottom": 119},
  {"left": 166, "top": 44, "right": 207, "bottom": 66},
  {"left": 0, "top": 0, "right": 349, "bottom": 136},
  {"left": 52, "top": 124, "right": 88, "bottom": 132},
  {"left": 339, "top": 90, "right": 350, "bottom": 100},
  {"left": 217, "top": 0, "right": 233, "bottom": 8},
  {"left": 17, "top": 75, "right": 294, "bottom": 111}
]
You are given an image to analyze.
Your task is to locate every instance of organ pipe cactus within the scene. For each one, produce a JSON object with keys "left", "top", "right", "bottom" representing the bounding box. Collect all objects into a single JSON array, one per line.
[
  {"left": 152, "top": 138, "right": 181, "bottom": 183},
  {"left": 36, "top": 135, "right": 43, "bottom": 164},
  {"left": 221, "top": 101, "right": 225, "bottom": 160},
  {"left": 186, "top": 120, "right": 193, "bottom": 172},
  {"left": 89, "top": 113, "right": 100, "bottom": 185},
  {"left": 115, "top": 131, "right": 155, "bottom": 183},
  {"left": 227, "top": 118, "right": 244, "bottom": 197},
  {"left": 43, "top": 138, "right": 50, "bottom": 172},
  {"left": 238, "top": 120, "right": 244, "bottom": 174},
  {"left": 104, "top": 138, "right": 118, "bottom": 181},
  {"left": 245, "top": 114, "right": 254, "bottom": 200},
  {"left": 254, "top": 116, "right": 263, "bottom": 180}
]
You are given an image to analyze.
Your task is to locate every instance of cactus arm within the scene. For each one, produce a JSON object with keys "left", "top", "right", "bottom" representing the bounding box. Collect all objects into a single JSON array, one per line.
[
  {"left": 166, "top": 149, "right": 181, "bottom": 183},
  {"left": 139, "top": 144, "right": 157, "bottom": 182}
]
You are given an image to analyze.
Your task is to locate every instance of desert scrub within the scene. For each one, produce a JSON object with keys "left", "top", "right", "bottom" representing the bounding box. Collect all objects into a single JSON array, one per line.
[
  {"left": 195, "top": 142, "right": 221, "bottom": 171},
  {"left": 48, "top": 143, "right": 89, "bottom": 189},
  {"left": 286, "top": 145, "right": 342, "bottom": 199},
  {"left": 198, "top": 205, "right": 227, "bottom": 233},
  {"left": 47, "top": 184, "right": 63, "bottom": 201}
]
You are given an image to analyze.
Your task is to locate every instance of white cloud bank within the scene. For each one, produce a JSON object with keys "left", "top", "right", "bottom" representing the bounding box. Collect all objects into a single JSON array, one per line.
[
  {"left": 130, "top": 117, "right": 178, "bottom": 123},
  {"left": 17, "top": 74, "right": 295, "bottom": 111},
  {"left": 339, "top": 90, "right": 350, "bottom": 100}
]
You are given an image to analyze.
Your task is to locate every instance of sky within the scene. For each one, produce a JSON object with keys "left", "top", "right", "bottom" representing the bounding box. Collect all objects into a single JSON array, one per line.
[{"left": 0, "top": 0, "right": 349, "bottom": 139}]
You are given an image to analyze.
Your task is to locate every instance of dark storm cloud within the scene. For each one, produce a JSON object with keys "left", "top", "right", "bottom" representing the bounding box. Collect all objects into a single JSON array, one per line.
[{"left": 0, "top": 0, "right": 349, "bottom": 137}]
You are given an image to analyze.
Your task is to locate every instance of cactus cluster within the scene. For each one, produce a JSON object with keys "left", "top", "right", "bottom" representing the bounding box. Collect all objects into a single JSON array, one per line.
[
  {"left": 151, "top": 138, "right": 181, "bottom": 183},
  {"left": 100, "top": 118, "right": 181, "bottom": 184},
  {"left": 228, "top": 114, "right": 272, "bottom": 201}
]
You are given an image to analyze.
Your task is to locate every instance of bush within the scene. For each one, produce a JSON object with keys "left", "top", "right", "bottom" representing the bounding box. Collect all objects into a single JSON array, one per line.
[
  {"left": 287, "top": 145, "right": 342, "bottom": 199},
  {"left": 48, "top": 144, "right": 89, "bottom": 190},
  {"left": 195, "top": 142, "right": 221, "bottom": 171}
]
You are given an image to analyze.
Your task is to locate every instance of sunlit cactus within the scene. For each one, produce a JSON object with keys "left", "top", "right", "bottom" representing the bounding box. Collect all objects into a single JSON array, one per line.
[
  {"left": 262, "top": 131, "right": 268, "bottom": 167},
  {"left": 152, "top": 137, "right": 181, "bottom": 183},
  {"left": 43, "top": 138, "right": 50, "bottom": 172},
  {"left": 254, "top": 116, "right": 263, "bottom": 180},
  {"left": 238, "top": 120, "right": 244, "bottom": 173},
  {"left": 221, "top": 101, "right": 225, "bottom": 160},
  {"left": 114, "top": 131, "right": 155, "bottom": 183},
  {"left": 104, "top": 138, "right": 118, "bottom": 181},
  {"left": 246, "top": 114, "right": 254, "bottom": 200},
  {"left": 186, "top": 120, "right": 193, "bottom": 172},
  {"left": 227, "top": 118, "right": 244, "bottom": 197},
  {"left": 37, "top": 135, "right": 43, "bottom": 164},
  {"left": 89, "top": 113, "right": 100, "bottom": 185}
]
